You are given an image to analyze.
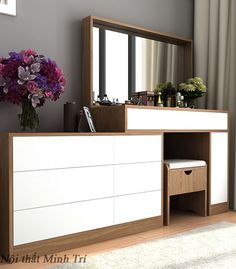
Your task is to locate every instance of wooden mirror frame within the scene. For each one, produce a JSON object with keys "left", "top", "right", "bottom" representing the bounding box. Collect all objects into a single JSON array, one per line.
[{"left": 82, "top": 16, "right": 193, "bottom": 107}]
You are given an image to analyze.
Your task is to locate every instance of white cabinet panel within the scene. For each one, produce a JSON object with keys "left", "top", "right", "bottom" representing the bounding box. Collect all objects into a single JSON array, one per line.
[
  {"left": 13, "top": 136, "right": 113, "bottom": 171},
  {"left": 14, "top": 198, "right": 113, "bottom": 246},
  {"left": 14, "top": 166, "right": 113, "bottom": 211},
  {"left": 127, "top": 108, "right": 228, "bottom": 131},
  {"left": 114, "top": 135, "right": 162, "bottom": 164},
  {"left": 114, "top": 191, "right": 161, "bottom": 225},
  {"left": 114, "top": 162, "right": 161, "bottom": 196},
  {"left": 210, "top": 132, "right": 228, "bottom": 205}
]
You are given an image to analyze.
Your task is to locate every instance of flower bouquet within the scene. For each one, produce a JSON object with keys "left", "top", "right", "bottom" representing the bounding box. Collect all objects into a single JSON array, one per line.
[
  {"left": 0, "top": 49, "right": 66, "bottom": 130},
  {"left": 178, "top": 77, "right": 206, "bottom": 108}
]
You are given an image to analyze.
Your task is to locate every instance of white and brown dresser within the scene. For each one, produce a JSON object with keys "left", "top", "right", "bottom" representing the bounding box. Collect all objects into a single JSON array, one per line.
[{"left": 0, "top": 106, "right": 229, "bottom": 258}]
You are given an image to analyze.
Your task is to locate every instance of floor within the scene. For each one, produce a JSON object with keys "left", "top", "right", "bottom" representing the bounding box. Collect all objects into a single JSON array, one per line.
[{"left": 1, "top": 211, "right": 236, "bottom": 269}]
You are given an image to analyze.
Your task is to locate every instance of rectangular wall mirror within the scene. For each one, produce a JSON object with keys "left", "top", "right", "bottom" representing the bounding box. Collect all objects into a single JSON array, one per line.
[{"left": 82, "top": 16, "right": 192, "bottom": 107}]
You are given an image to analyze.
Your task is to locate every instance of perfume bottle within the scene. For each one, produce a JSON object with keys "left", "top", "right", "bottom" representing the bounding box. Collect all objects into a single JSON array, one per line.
[
  {"left": 176, "top": 92, "right": 181, "bottom": 107},
  {"left": 137, "top": 93, "right": 143, "bottom": 105},
  {"left": 156, "top": 93, "right": 163, "bottom": 107},
  {"left": 180, "top": 96, "right": 185, "bottom": 108},
  {"left": 94, "top": 95, "right": 101, "bottom": 106},
  {"left": 103, "top": 94, "right": 109, "bottom": 102},
  {"left": 101, "top": 94, "right": 112, "bottom": 105}
]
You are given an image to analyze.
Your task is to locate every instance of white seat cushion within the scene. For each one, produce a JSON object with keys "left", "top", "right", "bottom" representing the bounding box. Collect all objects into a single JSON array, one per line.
[{"left": 164, "top": 159, "right": 206, "bottom": 170}]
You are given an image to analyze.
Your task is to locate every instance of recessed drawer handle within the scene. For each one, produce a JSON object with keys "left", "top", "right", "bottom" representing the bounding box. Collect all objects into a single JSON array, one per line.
[{"left": 184, "top": 170, "right": 192, "bottom": 175}]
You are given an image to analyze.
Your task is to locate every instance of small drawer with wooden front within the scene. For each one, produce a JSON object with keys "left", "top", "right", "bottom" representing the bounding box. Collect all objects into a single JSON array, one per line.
[
  {"left": 164, "top": 160, "right": 207, "bottom": 226},
  {"left": 167, "top": 166, "right": 207, "bottom": 196}
]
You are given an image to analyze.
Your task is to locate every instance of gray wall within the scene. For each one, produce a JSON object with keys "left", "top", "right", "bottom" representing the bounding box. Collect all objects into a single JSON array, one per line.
[{"left": 0, "top": 0, "right": 193, "bottom": 132}]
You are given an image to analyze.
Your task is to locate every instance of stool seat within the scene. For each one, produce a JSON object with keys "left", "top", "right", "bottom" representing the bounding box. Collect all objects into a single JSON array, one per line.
[{"left": 164, "top": 159, "right": 206, "bottom": 170}]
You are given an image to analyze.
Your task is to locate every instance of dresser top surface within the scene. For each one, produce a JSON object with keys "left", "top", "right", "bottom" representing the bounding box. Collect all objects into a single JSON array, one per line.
[{"left": 92, "top": 105, "right": 229, "bottom": 114}]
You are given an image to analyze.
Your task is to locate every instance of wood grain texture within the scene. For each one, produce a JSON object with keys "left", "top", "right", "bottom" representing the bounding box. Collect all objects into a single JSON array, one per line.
[
  {"left": 82, "top": 16, "right": 93, "bottom": 107},
  {"left": 91, "top": 106, "right": 126, "bottom": 132},
  {"left": 164, "top": 165, "right": 170, "bottom": 226},
  {"left": 92, "top": 16, "right": 192, "bottom": 43},
  {"left": 124, "top": 104, "right": 229, "bottom": 113},
  {"left": 210, "top": 202, "right": 229, "bottom": 215},
  {"left": 1, "top": 132, "right": 163, "bottom": 137},
  {"left": 0, "top": 133, "right": 11, "bottom": 257},
  {"left": 168, "top": 166, "right": 207, "bottom": 195}
]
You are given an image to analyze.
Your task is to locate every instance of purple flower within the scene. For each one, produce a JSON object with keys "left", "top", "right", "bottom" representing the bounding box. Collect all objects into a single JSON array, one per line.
[
  {"left": 0, "top": 49, "right": 66, "bottom": 107},
  {"left": 27, "top": 81, "right": 38, "bottom": 93},
  {"left": 9, "top": 52, "right": 23, "bottom": 62},
  {"left": 35, "top": 74, "right": 48, "bottom": 89}
]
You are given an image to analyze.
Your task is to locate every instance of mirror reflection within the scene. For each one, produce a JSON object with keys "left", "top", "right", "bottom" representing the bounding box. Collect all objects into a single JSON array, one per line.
[
  {"left": 135, "top": 37, "right": 184, "bottom": 93},
  {"left": 93, "top": 27, "right": 185, "bottom": 104}
]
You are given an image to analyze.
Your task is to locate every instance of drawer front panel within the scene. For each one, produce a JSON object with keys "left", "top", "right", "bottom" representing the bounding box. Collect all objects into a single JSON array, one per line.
[
  {"left": 114, "top": 135, "right": 162, "bottom": 164},
  {"left": 127, "top": 108, "right": 228, "bottom": 131},
  {"left": 14, "top": 198, "right": 113, "bottom": 246},
  {"left": 168, "top": 167, "right": 207, "bottom": 196},
  {"left": 13, "top": 136, "right": 114, "bottom": 171},
  {"left": 114, "top": 162, "right": 161, "bottom": 196},
  {"left": 114, "top": 191, "right": 161, "bottom": 225},
  {"left": 14, "top": 166, "right": 113, "bottom": 211}
]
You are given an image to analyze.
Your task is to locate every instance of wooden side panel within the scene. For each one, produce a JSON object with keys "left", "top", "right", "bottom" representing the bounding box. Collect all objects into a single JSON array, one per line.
[
  {"left": 82, "top": 16, "right": 93, "bottom": 107},
  {"left": 0, "top": 134, "right": 12, "bottom": 257},
  {"left": 91, "top": 106, "right": 126, "bottom": 132},
  {"left": 184, "top": 41, "right": 193, "bottom": 79}
]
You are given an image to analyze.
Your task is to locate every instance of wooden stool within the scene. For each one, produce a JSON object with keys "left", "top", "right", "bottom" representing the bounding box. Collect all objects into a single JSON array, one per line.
[{"left": 164, "top": 159, "right": 207, "bottom": 226}]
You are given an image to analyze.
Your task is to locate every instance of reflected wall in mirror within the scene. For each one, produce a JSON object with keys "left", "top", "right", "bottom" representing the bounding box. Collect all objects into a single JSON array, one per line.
[
  {"left": 135, "top": 37, "right": 184, "bottom": 93},
  {"left": 82, "top": 16, "right": 192, "bottom": 107}
]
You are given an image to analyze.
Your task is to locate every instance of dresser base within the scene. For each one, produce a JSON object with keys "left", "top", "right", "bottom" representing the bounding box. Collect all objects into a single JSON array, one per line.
[
  {"left": 210, "top": 202, "right": 229, "bottom": 216},
  {"left": 6, "top": 216, "right": 163, "bottom": 259}
]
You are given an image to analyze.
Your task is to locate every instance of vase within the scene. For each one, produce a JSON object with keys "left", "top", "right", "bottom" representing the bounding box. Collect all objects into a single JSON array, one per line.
[
  {"left": 186, "top": 98, "right": 197, "bottom": 109},
  {"left": 18, "top": 99, "right": 39, "bottom": 131}
]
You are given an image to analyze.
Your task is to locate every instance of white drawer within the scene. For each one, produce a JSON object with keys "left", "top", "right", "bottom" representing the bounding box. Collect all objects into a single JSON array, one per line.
[
  {"left": 14, "top": 198, "right": 113, "bottom": 246},
  {"left": 114, "top": 191, "right": 161, "bottom": 225},
  {"left": 13, "top": 136, "right": 113, "bottom": 171},
  {"left": 127, "top": 108, "right": 228, "bottom": 131},
  {"left": 14, "top": 166, "right": 113, "bottom": 211},
  {"left": 114, "top": 135, "right": 162, "bottom": 164},
  {"left": 114, "top": 162, "right": 161, "bottom": 196}
]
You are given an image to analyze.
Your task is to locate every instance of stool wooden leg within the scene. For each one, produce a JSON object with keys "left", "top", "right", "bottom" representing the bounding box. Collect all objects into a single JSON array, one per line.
[{"left": 164, "top": 195, "right": 170, "bottom": 226}]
